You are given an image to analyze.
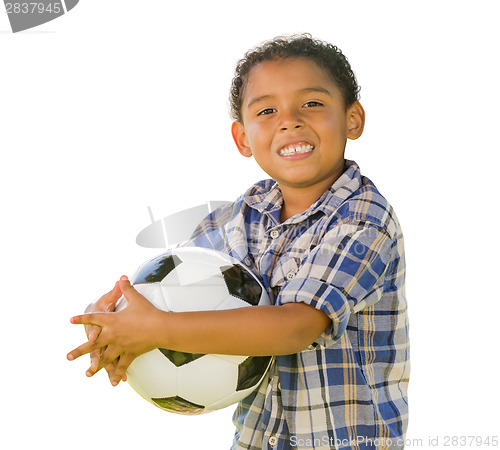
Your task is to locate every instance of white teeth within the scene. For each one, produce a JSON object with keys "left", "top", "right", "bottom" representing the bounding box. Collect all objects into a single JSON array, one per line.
[{"left": 278, "top": 143, "right": 314, "bottom": 156}]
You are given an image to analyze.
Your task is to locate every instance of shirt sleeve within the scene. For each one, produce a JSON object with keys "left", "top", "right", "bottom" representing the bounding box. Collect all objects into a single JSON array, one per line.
[
  {"left": 181, "top": 202, "right": 237, "bottom": 252},
  {"left": 276, "top": 220, "right": 393, "bottom": 343}
]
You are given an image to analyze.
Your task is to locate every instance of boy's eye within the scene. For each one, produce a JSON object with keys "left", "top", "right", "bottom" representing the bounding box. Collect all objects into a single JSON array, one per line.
[
  {"left": 303, "top": 101, "right": 323, "bottom": 108},
  {"left": 257, "top": 108, "right": 277, "bottom": 116}
]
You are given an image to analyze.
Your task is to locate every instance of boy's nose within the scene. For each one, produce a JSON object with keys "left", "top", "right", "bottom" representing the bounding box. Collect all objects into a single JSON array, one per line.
[
  {"left": 280, "top": 123, "right": 303, "bottom": 131},
  {"left": 279, "top": 112, "right": 304, "bottom": 131}
]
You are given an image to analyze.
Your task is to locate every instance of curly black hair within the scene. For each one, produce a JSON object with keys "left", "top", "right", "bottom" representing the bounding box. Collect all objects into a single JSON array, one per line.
[{"left": 229, "top": 34, "right": 360, "bottom": 122}]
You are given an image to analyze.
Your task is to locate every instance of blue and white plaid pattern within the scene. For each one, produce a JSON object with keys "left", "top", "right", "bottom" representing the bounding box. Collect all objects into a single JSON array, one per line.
[{"left": 185, "top": 160, "right": 409, "bottom": 449}]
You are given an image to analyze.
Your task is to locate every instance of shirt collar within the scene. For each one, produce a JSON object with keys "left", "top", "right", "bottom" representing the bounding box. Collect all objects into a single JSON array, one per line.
[{"left": 243, "top": 159, "right": 362, "bottom": 222}]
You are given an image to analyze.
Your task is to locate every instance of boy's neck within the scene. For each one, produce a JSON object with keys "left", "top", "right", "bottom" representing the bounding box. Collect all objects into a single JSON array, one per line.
[
  {"left": 277, "top": 158, "right": 347, "bottom": 222},
  {"left": 279, "top": 179, "right": 337, "bottom": 223}
]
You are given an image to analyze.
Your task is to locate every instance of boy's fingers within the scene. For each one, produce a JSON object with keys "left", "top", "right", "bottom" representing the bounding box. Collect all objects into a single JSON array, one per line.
[
  {"left": 119, "top": 276, "right": 146, "bottom": 305},
  {"left": 100, "top": 280, "right": 122, "bottom": 307},
  {"left": 97, "top": 347, "right": 122, "bottom": 371},
  {"left": 118, "top": 276, "right": 153, "bottom": 310},
  {"left": 118, "top": 276, "right": 134, "bottom": 297},
  {"left": 105, "top": 360, "right": 127, "bottom": 382},
  {"left": 70, "top": 312, "right": 106, "bottom": 326},
  {"left": 110, "top": 354, "right": 135, "bottom": 386},
  {"left": 67, "top": 339, "right": 103, "bottom": 361},
  {"left": 87, "top": 348, "right": 103, "bottom": 376},
  {"left": 87, "top": 325, "right": 101, "bottom": 342},
  {"left": 85, "top": 281, "right": 122, "bottom": 316},
  {"left": 104, "top": 361, "right": 116, "bottom": 378}
]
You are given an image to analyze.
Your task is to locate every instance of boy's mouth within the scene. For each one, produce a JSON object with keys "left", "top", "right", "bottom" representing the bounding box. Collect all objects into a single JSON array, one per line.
[{"left": 278, "top": 142, "right": 315, "bottom": 156}]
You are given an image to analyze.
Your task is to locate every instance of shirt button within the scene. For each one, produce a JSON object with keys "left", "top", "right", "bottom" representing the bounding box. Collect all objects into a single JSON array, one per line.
[
  {"left": 244, "top": 256, "right": 252, "bottom": 266},
  {"left": 270, "top": 229, "right": 280, "bottom": 239},
  {"left": 269, "top": 436, "right": 278, "bottom": 447},
  {"left": 286, "top": 271, "right": 295, "bottom": 281}
]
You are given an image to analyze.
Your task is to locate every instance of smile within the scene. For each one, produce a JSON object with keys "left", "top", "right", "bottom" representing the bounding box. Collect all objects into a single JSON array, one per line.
[{"left": 278, "top": 142, "right": 315, "bottom": 156}]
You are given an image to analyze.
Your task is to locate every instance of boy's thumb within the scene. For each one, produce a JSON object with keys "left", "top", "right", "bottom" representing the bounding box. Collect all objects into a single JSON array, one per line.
[{"left": 118, "top": 275, "right": 133, "bottom": 298}]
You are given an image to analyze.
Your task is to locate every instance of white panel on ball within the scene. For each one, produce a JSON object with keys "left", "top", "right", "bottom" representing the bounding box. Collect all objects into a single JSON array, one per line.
[
  {"left": 135, "top": 283, "right": 169, "bottom": 311},
  {"left": 216, "top": 294, "right": 254, "bottom": 311},
  {"left": 126, "top": 349, "right": 178, "bottom": 399},
  {"left": 162, "top": 280, "right": 228, "bottom": 312},
  {"left": 177, "top": 356, "right": 239, "bottom": 406}
]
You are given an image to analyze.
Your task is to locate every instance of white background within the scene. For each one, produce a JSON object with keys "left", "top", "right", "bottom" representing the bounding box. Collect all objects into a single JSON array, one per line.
[{"left": 1, "top": 1, "right": 499, "bottom": 449}]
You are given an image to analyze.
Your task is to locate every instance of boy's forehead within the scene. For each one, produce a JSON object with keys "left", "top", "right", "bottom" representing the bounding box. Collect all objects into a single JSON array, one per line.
[
  {"left": 247, "top": 57, "right": 327, "bottom": 83},
  {"left": 242, "top": 58, "right": 341, "bottom": 107}
]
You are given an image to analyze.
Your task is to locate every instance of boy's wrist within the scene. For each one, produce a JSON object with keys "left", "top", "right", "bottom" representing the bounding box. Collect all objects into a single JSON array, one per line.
[{"left": 148, "top": 309, "right": 173, "bottom": 351}]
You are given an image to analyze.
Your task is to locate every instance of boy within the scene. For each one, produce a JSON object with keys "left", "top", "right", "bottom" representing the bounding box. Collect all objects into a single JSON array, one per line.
[{"left": 68, "top": 34, "right": 409, "bottom": 449}]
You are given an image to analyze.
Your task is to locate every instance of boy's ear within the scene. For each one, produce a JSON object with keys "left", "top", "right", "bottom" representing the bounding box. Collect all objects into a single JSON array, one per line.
[
  {"left": 231, "top": 121, "right": 253, "bottom": 157},
  {"left": 346, "top": 101, "right": 365, "bottom": 140}
]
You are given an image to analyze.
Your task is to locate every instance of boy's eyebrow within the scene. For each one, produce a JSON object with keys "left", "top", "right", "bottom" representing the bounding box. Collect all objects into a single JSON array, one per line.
[
  {"left": 300, "top": 87, "right": 332, "bottom": 96},
  {"left": 246, "top": 94, "right": 272, "bottom": 110},
  {"left": 246, "top": 87, "right": 332, "bottom": 109}
]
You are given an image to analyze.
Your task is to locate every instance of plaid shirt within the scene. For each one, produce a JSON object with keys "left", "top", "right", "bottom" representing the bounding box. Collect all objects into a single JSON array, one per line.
[{"left": 185, "top": 160, "right": 409, "bottom": 449}]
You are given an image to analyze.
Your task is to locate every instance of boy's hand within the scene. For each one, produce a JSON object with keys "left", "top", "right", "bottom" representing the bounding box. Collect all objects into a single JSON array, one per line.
[
  {"left": 84, "top": 280, "right": 123, "bottom": 379},
  {"left": 68, "top": 276, "right": 163, "bottom": 386}
]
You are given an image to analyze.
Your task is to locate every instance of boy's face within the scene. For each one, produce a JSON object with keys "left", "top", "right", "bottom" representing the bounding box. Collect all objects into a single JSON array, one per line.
[{"left": 232, "top": 58, "right": 364, "bottom": 195}]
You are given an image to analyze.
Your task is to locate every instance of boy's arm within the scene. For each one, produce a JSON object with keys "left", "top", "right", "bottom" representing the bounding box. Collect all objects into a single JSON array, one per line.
[{"left": 68, "top": 276, "right": 330, "bottom": 386}]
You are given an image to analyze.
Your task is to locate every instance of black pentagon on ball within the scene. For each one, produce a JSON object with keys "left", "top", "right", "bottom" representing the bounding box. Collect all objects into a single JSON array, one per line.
[
  {"left": 158, "top": 348, "right": 205, "bottom": 367},
  {"left": 237, "top": 356, "right": 272, "bottom": 391},
  {"left": 152, "top": 395, "right": 205, "bottom": 415},
  {"left": 133, "top": 253, "right": 183, "bottom": 284},
  {"left": 220, "top": 265, "right": 263, "bottom": 306}
]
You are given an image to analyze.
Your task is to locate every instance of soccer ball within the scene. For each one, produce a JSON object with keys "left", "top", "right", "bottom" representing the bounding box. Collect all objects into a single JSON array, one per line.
[{"left": 116, "top": 247, "right": 273, "bottom": 415}]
